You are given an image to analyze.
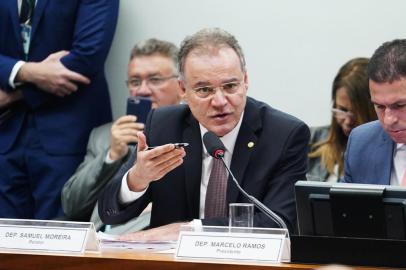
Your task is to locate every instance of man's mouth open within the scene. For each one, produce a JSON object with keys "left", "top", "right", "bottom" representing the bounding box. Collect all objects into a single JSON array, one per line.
[{"left": 211, "top": 113, "right": 230, "bottom": 120}]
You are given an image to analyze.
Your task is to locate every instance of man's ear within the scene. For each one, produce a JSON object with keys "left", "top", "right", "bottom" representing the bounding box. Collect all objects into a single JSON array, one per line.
[
  {"left": 179, "top": 80, "right": 187, "bottom": 102},
  {"left": 243, "top": 71, "right": 249, "bottom": 91}
]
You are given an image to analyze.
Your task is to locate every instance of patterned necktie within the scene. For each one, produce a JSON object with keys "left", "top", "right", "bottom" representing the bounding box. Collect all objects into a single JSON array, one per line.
[
  {"left": 20, "top": 0, "right": 35, "bottom": 25},
  {"left": 20, "top": 0, "right": 35, "bottom": 59},
  {"left": 204, "top": 157, "right": 228, "bottom": 219}
]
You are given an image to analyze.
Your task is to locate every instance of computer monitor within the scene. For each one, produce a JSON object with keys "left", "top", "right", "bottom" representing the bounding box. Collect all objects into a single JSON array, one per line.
[{"left": 295, "top": 181, "right": 406, "bottom": 240}]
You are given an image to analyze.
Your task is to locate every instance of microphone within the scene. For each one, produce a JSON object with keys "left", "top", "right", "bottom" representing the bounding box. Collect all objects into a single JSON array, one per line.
[
  {"left": 202, "top": 131, "right": 289, "bottom": 232},
  {"left": 203, "top": 131, "right": 226, "bottom": 159}
]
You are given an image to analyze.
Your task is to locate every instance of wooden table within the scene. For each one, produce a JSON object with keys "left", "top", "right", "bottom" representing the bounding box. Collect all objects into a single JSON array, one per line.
[{"left": 0, "top": 249, "right": 396, "bottom": 270}]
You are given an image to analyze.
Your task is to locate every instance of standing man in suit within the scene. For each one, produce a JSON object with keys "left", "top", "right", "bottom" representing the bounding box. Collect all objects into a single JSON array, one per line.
[
  {"left": 0, "top": 0, "right": 119, "bottom": 219},
  {"left": 343, "top": 39, "right": 406, "bottom": 185},
  {"left": 62, "top": 39, "right": 182, "bottom": 233},
  {"left": 98, "top": 28, "right": 310, "bottom": 240}
]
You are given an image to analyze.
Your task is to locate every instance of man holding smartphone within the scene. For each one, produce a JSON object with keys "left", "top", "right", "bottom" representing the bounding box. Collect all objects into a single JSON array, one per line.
[{"left": 61, "top": 39, "right": 182, "bottom": 233}]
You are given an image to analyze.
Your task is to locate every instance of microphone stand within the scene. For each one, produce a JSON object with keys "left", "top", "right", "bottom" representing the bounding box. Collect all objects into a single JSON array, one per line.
[{"left": 219, "top": 157, "right": 290, "bottom": 238}]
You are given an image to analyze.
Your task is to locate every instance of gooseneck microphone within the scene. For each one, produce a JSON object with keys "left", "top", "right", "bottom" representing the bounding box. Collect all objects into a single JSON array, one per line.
[
  {"left": 203, "top": 131, "right": 226, "bottom": 159},
  {"left": 203, "top": 131, "right": 289, "bottom": 232}
]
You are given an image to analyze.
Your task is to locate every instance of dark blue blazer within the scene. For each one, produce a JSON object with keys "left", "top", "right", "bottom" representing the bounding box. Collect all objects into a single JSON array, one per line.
[
  {"left": 0, "top": 0, "right": 118, "bottom": 154},
  {"left": 98, "top": 97, "right": 310, "bottom": 232},
  {"left": 343, "top": 120, "right": 395, "bottom": 185}
]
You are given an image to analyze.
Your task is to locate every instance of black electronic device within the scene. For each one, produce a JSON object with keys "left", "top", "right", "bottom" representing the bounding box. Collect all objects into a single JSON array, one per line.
[
  {"left": 292, "top": 181, "right": 406, "bottom": 268},
  {"left": 126, "top": 96, "right": 152, "bottom": 124},
  {"left": 295, "top": 181, "right": 406, "bottom": 239}
]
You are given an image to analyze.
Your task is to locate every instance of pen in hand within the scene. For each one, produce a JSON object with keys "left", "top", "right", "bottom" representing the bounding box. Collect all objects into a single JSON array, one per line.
[{"left": 146, "top": 143, "right": 189, "bottom": 150}]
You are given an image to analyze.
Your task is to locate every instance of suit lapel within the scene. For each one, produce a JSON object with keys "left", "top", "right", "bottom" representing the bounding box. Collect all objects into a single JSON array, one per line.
[
  {"left": 9, "top": 0, "right": 22, "bottom": 50},
  {"left": 183, "top": 113, "right": 203, "bottom": 218},
  {"left": 227, "top": 98, "right": 261, "bottom": 204},
  {"left": 374, "top": 130, "right": 395, "bottom": 184},
  {"left": 30, "top": 0, "right": 49, "bottom": 42}
]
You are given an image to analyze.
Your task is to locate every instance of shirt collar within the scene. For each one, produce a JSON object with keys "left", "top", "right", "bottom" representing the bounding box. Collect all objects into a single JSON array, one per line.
[
  {"left": 199, "top": 112, "right": 244, "bottom": 157},
  {"left": 394, "top": 143, "right": 406, "bottom": 155},
  {"left": 396, "top": 143, "right": 405, "bottom": 151}
]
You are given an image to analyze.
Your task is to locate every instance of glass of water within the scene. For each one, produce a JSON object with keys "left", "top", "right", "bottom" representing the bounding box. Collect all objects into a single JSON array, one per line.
[{"left": 229, "top": 203, "right": 254, "bottom": 228}]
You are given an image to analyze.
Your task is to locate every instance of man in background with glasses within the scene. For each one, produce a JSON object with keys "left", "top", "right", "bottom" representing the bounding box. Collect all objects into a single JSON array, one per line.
[
  {"left": 61, "top": 39, "right": 182, "bottom": 234},
  {"left": 99, "top": 28, "right": 310, "bottom": 240},
  {"left": 343, "top": 39, "right": 406, "bottom": 186}
]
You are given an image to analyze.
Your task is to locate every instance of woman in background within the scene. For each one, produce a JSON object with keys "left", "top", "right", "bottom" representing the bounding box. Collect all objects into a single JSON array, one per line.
[{"left": 308, "top": 58, "right": 377, "bottom": 182}]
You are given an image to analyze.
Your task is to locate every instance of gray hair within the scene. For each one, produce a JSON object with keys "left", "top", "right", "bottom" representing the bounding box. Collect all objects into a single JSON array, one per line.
[
  {"left": 177, "top": 28, "right": 246, "bottom": 78},
  {"left": 368, "top": 39, "right": 406, "bottom": 83},
  {"left": 130, "top": 38, "right": 179, "bottom": 68}
]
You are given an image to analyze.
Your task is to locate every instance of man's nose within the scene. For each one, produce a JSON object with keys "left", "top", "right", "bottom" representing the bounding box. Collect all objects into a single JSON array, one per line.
[
  {"left": 136, "top": 80, "right": 153, "bottom": 97},
  {"left": 211, "top": 88, "right": 227, "bottom": 107},
  {"left": 383, "top": 108, "right": 398, "bottom": 126}
]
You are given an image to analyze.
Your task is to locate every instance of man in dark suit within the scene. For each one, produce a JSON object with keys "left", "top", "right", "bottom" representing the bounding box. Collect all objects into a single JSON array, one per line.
[
  {"left": 99, "top": 28, "right": 309, "bottom": 240},
  {"left": 0, "top": 0, "right": 118, "bottom": 219},
  {"left": 343, "top": 39, "right": 406, "bottom": 185}
]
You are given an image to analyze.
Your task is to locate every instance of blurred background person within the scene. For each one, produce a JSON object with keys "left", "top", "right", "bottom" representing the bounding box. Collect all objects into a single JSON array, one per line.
[
  {"left": 0, "top": 0, "right": 118, "bottom": 219},
  {"left": 61, "top": 39, "right": 181, "bottom": 234},
  {"left": 307, "top": 58, "right": 377, "bottom": 182}
]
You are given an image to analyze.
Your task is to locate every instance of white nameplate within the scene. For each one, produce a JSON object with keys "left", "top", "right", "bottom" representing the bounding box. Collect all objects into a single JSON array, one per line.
[
  {"left": 176, "top": 228, "right": 289, "bottom": 262},
  {"left": 0, "top": 218, "right": 100, "bottom": 253}
]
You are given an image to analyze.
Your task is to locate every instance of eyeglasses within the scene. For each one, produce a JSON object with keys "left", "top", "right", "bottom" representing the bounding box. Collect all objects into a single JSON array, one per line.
[
  {"left": 126, "top": 75, "right": 178, "bottom": 89},
  {"left": 331, "top": 108, "right": 354, "bottom": 120},
  {"left": 191, "top": 81, "right": 243, "bottom": 98}
]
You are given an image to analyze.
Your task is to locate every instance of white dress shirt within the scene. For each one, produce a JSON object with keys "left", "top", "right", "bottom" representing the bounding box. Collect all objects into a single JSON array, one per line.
[
  {"left": 119, "top": 112, "right": 244, "bottom": 221},
  {"left": 390, "top": 143, "right": 406, "bottom": 186}
]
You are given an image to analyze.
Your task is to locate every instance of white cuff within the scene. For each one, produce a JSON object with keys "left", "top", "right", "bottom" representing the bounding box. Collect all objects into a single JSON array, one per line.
[
  {"left": 119, "top": 170, "right": 148, "bottom": 204},
  {"left": 105, "top": 150, "right": 115, "bottom": 164},
  {"left": 189, "top": 219, "right": 203, "bottom": 227},
  {"left": 9, "top": 61, "right": 26, "bottom": 88}
]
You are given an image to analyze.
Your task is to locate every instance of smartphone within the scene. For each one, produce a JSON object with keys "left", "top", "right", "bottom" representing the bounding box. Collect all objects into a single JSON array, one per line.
[{"left": 126, "top": 96, "right": 152, "bottom": 124}]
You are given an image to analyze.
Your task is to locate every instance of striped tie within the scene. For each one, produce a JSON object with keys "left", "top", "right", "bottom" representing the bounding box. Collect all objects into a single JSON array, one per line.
[
  {"left": 204, "top": 157, "right": 228, "bottom": 219},
  {"left": 20, "top": 0, "right": 35, "bottom": 25}
]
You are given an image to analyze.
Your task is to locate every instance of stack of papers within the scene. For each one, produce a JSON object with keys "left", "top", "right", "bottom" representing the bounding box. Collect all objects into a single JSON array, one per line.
[{"left": 97, "top": 231, "right": 177, "bottom": 252}]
